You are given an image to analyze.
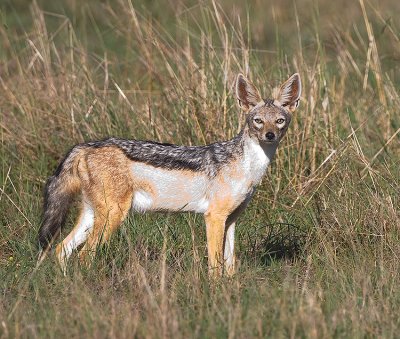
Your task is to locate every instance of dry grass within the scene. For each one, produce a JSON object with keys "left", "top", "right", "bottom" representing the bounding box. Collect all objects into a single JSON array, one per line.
[{"left": 0, "top": 0, "right": 399, "bottom": 337}]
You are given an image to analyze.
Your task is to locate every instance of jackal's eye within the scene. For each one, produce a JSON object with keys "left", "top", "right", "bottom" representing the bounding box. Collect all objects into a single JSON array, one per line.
[
  {"left": 276, "top": 118, "right": 285, "bottom": 124},
  {"left": 254, "top": 118, "right": 263, "bottom": 124}
]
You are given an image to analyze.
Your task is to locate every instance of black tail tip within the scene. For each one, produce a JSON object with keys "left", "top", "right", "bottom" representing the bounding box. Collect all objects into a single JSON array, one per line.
[{"left": 38, "top": 225, "right": 55, "bottom": 250}]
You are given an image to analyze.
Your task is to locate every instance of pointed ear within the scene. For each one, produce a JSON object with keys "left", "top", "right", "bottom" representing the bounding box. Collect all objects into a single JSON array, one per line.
[
  {"left": 277, "top": 73, "right": 301, "bottom": 112},
  {"left": 235, "top": 73, "right": 262, "bottom": 111}
]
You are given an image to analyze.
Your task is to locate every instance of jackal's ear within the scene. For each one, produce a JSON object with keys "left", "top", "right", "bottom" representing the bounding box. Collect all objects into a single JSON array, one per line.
[
  {"left": 236, "top": 73, "right": 262, "bottom": 111},
  {"left": 277, "top": 73, "right": 301, "bottom": 112}
]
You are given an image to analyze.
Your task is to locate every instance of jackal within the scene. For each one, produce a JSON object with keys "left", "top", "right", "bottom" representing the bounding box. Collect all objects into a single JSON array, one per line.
[{"left": 38, "top": 73, "right": 301, "bottom": 277}]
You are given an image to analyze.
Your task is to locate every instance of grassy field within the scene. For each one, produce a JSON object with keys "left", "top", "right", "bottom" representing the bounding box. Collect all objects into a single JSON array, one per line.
[{"left": 1, "top": 0, "right": 399, "bottom": 337}]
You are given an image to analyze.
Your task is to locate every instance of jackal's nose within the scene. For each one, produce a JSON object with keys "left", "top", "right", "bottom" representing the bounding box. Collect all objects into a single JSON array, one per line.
[{"left": 265, "top": 132, "right": 275, "bottom": 141}]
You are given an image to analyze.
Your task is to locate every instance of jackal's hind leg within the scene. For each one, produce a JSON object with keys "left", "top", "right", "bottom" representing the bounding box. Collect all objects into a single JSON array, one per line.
[
  {"left": 78, "top": 195, "right": 132, "bottom": 267},
  {"left": 55, "top": 202, "right": 94, "bottom": 274}
]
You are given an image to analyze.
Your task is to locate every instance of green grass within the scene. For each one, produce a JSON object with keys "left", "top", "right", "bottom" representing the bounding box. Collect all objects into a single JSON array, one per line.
[{"left": 1, "top": 0, "right": 400, "bottom": 337}]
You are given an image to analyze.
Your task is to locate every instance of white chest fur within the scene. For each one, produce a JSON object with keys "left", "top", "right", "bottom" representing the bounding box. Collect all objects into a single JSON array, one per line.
[
  {"left": 218, "top": 139, "right": 277, "bottom": 206},
  {"left": 243, "top": 138, "right": 276, "bottom": 185}
]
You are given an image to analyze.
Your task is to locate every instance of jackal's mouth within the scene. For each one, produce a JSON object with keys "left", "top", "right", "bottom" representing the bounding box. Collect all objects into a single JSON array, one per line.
[{"left": 260, "top": 138, "right": 278, "bottom": 145}]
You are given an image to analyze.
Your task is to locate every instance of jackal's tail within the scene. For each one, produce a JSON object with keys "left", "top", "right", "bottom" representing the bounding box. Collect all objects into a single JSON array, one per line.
[{"left": 38, "top": 146, "right": 82, "bottom": 250}]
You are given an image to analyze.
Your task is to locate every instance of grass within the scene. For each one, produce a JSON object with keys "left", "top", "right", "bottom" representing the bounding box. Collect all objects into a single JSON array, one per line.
[{"left": 0, "top": 0, "right": 399, "bottom": 337}]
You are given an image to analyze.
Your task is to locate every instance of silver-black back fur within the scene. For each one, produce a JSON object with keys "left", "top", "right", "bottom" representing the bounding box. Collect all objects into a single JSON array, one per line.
[{"left": 81, "top": 135, "right": 245, "bottom": 177}]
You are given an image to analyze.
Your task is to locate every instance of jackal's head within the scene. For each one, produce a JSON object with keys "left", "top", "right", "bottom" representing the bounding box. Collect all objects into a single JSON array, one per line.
[{"left": 236, "top": 73, "right": 301, "bottom": 144}]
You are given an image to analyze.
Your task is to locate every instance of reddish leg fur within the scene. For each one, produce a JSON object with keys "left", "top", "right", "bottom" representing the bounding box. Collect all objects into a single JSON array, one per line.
[{"left": 78, "top": 195, "right": 132, "bottom": 265}]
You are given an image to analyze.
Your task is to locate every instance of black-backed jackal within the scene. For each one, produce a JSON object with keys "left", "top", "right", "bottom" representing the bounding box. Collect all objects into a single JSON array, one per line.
[{"left": 38, "top": 73, "right": 301, "bottom": 277}]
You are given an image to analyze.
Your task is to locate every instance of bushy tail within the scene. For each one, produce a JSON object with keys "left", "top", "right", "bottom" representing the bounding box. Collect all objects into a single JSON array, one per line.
[{"left": 38, "top": 147, "right": 82, "bottom": 250}]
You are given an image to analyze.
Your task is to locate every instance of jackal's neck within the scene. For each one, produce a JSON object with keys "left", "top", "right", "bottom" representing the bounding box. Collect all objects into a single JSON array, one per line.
[{"left": 237, "top": 125, "right": 278, "bottom": 182}]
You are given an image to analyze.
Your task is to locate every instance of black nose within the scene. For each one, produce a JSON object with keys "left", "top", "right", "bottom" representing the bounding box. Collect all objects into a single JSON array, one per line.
[{"left": 266, "top": 132, "right": 275, "bottom": 141}]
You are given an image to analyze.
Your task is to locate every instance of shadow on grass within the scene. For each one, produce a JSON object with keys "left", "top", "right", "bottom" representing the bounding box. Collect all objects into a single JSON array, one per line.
[{"left": 241, "top": 223, "right": 306, "bottom": 266}]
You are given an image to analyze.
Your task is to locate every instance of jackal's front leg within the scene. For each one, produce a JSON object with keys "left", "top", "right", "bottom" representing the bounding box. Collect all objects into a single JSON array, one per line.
[
  {"left": 204, "top": 212, "right": 227, "bottom": 278},
  {"left": 224, "top": 221, "right": 236, "bottom": 276}
]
